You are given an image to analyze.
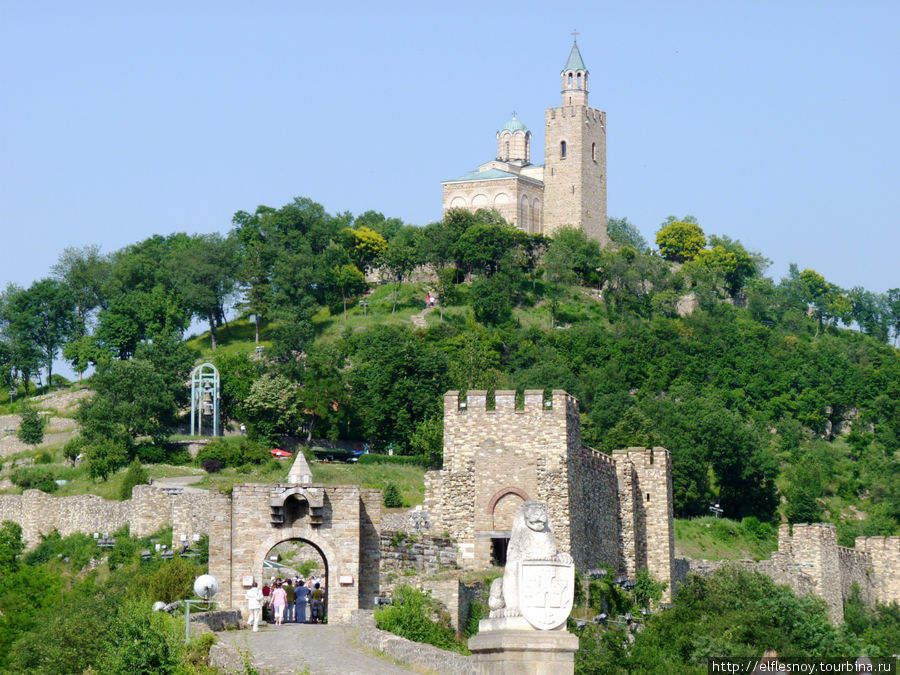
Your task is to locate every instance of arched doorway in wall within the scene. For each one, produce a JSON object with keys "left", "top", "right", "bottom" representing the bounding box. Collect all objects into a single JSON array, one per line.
[
  {"left": 487, "top": 486, "right": 530, "bottom": 567},
  {"left": 259, "top": 537, "right": 328, "bottom": 623}
]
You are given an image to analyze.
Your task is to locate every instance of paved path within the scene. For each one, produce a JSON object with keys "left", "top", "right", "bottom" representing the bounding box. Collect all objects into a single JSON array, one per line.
[
  {"left": 216, "top": 622, "right": 416, "bottom": 674},
  {"left": 150, "top": 474, "right": 207, "bottom": 494}
]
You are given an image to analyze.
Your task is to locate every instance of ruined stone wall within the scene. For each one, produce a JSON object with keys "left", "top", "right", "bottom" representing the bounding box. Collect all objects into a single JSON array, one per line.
[
  {"left": 682, "top": 527, "right": 899, "bottom": 625},
  {"left": 855, "top": 536, "right": 900, "bottom": 606},
  {"left": 775, "top": 524, "right": 844, "bottom": 624},
  {"left": 379, "top": 532, "right": 459, "bottom": 577},
  {"left": 0, "top": 485, "right": 221, "bottom": 551}
]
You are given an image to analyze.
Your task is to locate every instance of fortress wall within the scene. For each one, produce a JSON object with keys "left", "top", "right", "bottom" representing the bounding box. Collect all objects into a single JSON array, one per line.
[
  {"left": 614, "top": 447, "right": 675, "bottom": 601},
  {"left": 0, "top": 486, "right": 222, "bottom": 551},
  {"left": 838, "top": 545, "right": 876, "bottom": 606},
  {"left": 567, "top": 443, "right": 619, "bottom": 572},
  {"left": 1, "top": 490, "right": 130, "bottom": 549},
  {"left": 774, "top": 524, "right": 844, "bottom": 623},
  {"left": 855, "top": 536, "right": 900, "bottom": 606}
]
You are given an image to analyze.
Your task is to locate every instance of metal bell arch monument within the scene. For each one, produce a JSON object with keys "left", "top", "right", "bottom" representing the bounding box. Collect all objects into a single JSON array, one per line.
[{"left": 190, "top": 363, "right": 220, "bottom": 436}]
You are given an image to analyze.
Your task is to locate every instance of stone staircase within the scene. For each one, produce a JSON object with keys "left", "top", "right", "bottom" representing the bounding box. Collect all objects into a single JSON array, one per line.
[{"left": 410, "top": 306, "right": 435, "bottom": 329}]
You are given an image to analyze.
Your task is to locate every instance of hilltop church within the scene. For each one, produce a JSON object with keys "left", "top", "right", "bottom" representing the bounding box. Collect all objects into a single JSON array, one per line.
[{"left": 441, "top": 39, "right": 608, "bottom": 245}]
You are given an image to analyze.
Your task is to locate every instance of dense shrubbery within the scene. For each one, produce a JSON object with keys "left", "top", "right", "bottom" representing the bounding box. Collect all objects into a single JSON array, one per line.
[
  {"left": 375, "top": 585, "right": 467, "bottom": 653},
  {"left": 572, "top": 566, "right": 896, "bottom": 674},
  {"left": 11, "top": 465, "right": 59, "bottom": 492},
  {"left": 0, "top": 526, "right": 213, "bottom": 674},
  {"left": 195, "top": 436, "right": 269, "bottom": 468}
]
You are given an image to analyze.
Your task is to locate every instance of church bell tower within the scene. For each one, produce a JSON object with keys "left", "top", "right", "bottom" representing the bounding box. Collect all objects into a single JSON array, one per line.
[{"left": 542, "top": 38, "right": 608, "bottom": 244}]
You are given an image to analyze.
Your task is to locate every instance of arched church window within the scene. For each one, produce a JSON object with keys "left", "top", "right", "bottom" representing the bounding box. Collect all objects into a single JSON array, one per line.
[
  {"left": 567, "top": 72, "right": 573, "bottom": 87},
  {"left": 577, "top": 73, "right": 582, "bottom": 88},
  {"left": 560, "top": 141, "right": 567, "bottom": 158}
]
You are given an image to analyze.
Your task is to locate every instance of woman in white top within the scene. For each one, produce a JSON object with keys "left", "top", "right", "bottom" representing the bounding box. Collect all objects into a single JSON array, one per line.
[{"left": 245, "top": 580, "right": 263, "bottom": 631}]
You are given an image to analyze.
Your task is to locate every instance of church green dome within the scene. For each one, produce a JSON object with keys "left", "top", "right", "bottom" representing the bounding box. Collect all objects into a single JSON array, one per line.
[{"left": 500, "top": 116, "right": 527, "bottom": 133}]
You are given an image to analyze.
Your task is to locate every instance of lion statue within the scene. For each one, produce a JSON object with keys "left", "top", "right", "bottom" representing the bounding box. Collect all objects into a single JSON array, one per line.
[{"left": 488, "top": 500, "right": 573, "bottom": 617}]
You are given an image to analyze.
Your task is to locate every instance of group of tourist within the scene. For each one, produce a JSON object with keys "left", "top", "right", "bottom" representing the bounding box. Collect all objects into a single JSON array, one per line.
[{"left": 244, "top": 576, "right": 327, "bottom": 631}]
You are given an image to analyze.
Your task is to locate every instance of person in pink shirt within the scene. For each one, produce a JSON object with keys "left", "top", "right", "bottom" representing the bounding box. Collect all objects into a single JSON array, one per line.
[{"left": 270, "top": 579, "right": 287, "bottom": 626}]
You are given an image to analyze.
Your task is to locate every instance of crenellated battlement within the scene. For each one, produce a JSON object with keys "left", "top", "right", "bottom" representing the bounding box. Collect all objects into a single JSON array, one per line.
[
  {"left": 443, "top": 389, "right": 578, "bottom": 414},
  {"left": 838, "top": 546, "right": 872, "bottom": 565}
]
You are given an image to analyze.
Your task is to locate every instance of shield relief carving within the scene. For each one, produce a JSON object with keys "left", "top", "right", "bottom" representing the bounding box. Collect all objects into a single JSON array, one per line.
[{"left": 517, "top": 560, "right": 575, "bottom": 630}]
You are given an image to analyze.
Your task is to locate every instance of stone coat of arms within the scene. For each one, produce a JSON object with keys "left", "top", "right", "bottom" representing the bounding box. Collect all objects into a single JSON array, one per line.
[{"left": 518, "top": 560, "right": 575, "bottom": 630}]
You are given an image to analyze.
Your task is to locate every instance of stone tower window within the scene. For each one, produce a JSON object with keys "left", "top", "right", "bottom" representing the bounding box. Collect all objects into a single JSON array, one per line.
[
  {"left": 560, "top": 140, "right": 567, "bottom": 158},
  {"left": 567, "top": 72, "right": 573, "bottom": 87},
  {"left": 577, "top": 73, "right": 582, "bottom": 88},
  {"left": 592, "top": 142, "right": 596, "bottom": 161}
]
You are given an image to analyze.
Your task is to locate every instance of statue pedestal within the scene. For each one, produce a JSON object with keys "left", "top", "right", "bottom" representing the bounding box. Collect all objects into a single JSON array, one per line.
[{"left": 468, "top": 617, "right": 579, "bottom": 675}]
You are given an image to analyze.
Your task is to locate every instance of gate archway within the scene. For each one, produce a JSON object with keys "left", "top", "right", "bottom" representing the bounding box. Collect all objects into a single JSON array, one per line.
[{"left": 208, "top": 476, "right": 381, "bottom": 624}]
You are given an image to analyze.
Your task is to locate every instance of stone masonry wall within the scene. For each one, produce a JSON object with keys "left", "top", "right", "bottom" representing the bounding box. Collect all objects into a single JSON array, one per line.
[
  {"left": 358, "top": 489, "right": 382, "bottom": 610},
  {"left": 855, "top": 536, "right": 900, "bottom": 606},
  {"left": 684, "top": 526, "right": 899, "bottom": 625},
  {"left": 614, "top": 447, "right": 675, "bottom": 602},
  {"left": 775, "top": 524, "right": 845, "bottom": 624},
  {"left": 0, "top": 485, "right": 221, "bottom": 551},
  {"left": 839, "top": 545, "right": 875, "bottom": 607}
]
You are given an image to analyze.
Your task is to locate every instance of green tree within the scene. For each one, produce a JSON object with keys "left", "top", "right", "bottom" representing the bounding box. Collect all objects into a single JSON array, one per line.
[
  {"left": 0, "top": 521, "right": 24, "bottom": 575},
  {"left": 170, "top": 233, "right": 238, "bottom": 351},
  {"left": 119, "top": 458, "right": 149, "bottom": 500},
  {"left": 382, "top": 483, "right": 403, "bottom": 508},
  {"left": 330, "top": 264, "right": 367, "bottom": 315},
  {"left": 0, "top": 279, "right": 76, "bottom": 388},
  {"left": 470, "top": 272, "right": 515, "bottom": 325},
  {"left": 76, "top": 358, "right": 178, "bottom": 479},
  {"left": 454, "top": 217, "right": 519, "bottom": 277},
  {"left": 62, "top": 334, "right": 103, "bottom": 380},
  {"left": 51, "top": 245, "right": 111, "bottom": 332},
  {"left": 655, "top": 217, "right": 706, "bottom": 262},
  {"left": 16, "top": 403, "right": 45, "bottom": 445},
  {"left": 242, "top": 373, "right": 302, "bottom": 444},
  {"left": 378, "top": 226, "right": 420, "bottom": 313},
  {"left": 348, "top": 325, "right": 449, "bottom": 451},
  {"left": 607, "top": 216, "right": 648, "bottom": 251},
  {"left": 231, "top": 207, "right": 273, "bottom": 343},
  {"left": 341, "top": 225, "right": 388, "bottom": 270}
]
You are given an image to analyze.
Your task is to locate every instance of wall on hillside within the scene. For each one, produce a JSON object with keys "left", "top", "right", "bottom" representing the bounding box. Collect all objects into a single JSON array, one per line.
[{"left": 0, "top": 485, "right": 220, "bottom": 550}]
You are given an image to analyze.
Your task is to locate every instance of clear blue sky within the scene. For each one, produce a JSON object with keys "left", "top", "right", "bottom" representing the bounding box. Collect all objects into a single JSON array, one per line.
[{"left": 2, "top": 1, "right": 898, "bottom": 295}]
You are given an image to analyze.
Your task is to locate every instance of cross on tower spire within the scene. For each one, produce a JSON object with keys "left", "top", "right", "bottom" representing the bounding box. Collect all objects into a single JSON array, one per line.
[{"left": 571, "top": 29, "right": 579, "bottom": 41}]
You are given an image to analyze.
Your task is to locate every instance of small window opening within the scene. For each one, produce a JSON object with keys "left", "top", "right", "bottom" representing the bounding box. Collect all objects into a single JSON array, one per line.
[
  {"left": 592, "top": 142, "right": 596, "bottom": 161},
  {"left": 567, "top": 72, "right": 573, "bottom": 87},
  {"left": 577, "top": 73, "right": 582, "bottom": 88},
  {"left": 560, "top": 141, "right": 567, "bottom": 158},
  {"left": 646, "top": 493, "right": 651, "bottom": 502}
]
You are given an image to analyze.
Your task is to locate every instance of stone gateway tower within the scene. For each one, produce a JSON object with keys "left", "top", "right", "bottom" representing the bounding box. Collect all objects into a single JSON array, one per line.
[
  {"left": 441, "top": 39, "right": 608, "bottom": 244},
  {"left": 424, "top": 390, "right": 675, "bottom": 601}
]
